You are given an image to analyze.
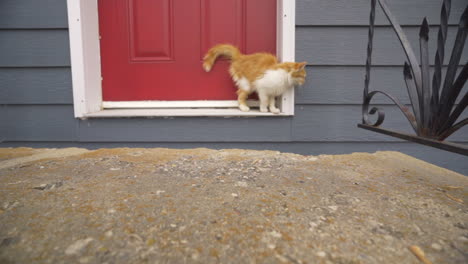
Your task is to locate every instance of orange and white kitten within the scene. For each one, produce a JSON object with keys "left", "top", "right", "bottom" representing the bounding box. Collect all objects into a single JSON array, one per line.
[{"left": 203, "top": 44, "right": 307, "bottom": 113}]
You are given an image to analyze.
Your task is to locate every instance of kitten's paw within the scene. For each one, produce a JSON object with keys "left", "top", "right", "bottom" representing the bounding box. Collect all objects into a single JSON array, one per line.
[
  {"left": 239, "top": 105, "right": 250, "bottom": 112},
  {"left": 260, "top": 107, "right": 268, "bottom": 113},
  {"left": 270, "top": 107, "right": 280, "bottom": 114}
]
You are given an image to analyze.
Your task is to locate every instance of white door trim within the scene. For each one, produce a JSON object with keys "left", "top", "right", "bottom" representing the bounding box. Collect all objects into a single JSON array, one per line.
[
  {"left": 67, "top": 0, "right": 102, "bottom": 118},
  {"left": 67, "top": 0, "right": 296, "bottom": 118}
]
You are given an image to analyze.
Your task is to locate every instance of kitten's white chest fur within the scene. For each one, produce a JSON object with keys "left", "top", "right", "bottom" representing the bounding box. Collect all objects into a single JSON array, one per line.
[{"left": 253, "top": 69, "right": 292, "bottom": 96}]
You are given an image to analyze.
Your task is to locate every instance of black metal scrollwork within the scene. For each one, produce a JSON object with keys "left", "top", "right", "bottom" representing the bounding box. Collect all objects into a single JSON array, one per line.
[{"left": 360, "top": 0, "right": 468, "bottom": 155}]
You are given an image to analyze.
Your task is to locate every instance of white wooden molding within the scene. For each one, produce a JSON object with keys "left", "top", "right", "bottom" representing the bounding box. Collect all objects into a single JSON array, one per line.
[
  {"left": 86, "top": 108, "right": 289, "bottom": 118},
  {"left": 67, "top": 0, "right": 102, "bottom": 118},
  {"left": 67, "top": 0, "right": 296, "bottom": 118},
  {"left": 277, "top": 0, "right": 296, "bottom": 115}
]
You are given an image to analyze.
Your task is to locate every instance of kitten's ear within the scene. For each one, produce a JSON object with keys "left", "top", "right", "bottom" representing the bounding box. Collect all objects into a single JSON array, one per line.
[{"left": 296, "top": 62, "right": 307, "bottom": 70}]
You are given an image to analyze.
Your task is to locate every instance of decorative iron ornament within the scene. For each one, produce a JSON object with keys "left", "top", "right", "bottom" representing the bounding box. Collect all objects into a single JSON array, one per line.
[{"left": 359, "top": 0, "right": 468, "bottom": 155}]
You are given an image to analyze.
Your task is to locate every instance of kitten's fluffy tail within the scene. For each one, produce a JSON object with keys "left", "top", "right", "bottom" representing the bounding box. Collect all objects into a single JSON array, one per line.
[{"left": 203, "top": 44, "right": 241, "bottom": 72}]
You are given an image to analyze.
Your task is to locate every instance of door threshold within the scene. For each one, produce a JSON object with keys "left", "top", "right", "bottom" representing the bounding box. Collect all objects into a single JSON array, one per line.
[{"left": 83, "top": 108, "right": 290, "bottom": 118}]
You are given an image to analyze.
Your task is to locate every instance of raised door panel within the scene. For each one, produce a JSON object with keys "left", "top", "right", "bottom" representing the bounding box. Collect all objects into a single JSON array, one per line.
[
  {"left": 128, "top": 0, "right": 174, "bottom": 61},
  {"left": 200, "top": 0, "right": 245, "bottom": 57}
]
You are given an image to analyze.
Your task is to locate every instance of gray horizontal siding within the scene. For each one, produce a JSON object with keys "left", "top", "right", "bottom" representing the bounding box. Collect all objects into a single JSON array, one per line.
[
  {"left": 297, "top": 0, "right": 467, "bottom": 26},
  {"left": 292, "top": 105, "right": 468, "bottom": 142},
  {"left": 0, "top": 30, "right": 70, "bottom": 67},
  {"left": 0, "top": 105, "right": 6, "bottom": 142},
  {"left": 1, "top": 66, "right": 465, "bottom": 106},
  {"left": 1, "top": 141, "right": 467, "bottom": 175},
  {"left": 3, "top": 105, "right": 292, "bottom": 142},
  {"left": 0, "top": 68, "right": 72, "bottom": 104},
  {"left": 297, "top": 26, "right": 467, "bottom": 65},
  {"left": 3, "top": 0, "right": 464, "bottom": 28},
  {"left": 1, "top": 0, "right": 466, "bottom": 28},
  {"left": 3, "top": 105, "right": 467, "bottom": 143},
  {"left": 2, "top": 105, "right": 77, "bottom": 141},
  {"left": 0, "top": 0, "right": 68, "bottom": 29},
  {"left": 77, "top": 115, "right": 292, "bottom": 142},
  {"left": 297, "top": 66, "right": 467, "bottom": 105},
  {"left": 2, "top": 26, "right": 466, "bottom": 67}
]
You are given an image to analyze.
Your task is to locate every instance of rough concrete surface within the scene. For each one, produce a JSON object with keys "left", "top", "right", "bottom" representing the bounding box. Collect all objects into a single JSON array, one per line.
[{"left": 0, "top": 147, "right": 466, "bottom": 264}]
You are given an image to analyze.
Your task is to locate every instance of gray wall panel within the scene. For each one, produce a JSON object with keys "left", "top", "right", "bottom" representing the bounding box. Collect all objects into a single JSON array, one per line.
[
  {"left": 0, "top": 105, "right": 7, "bottom": 142},
  {"left": 0, "top": 30, "right": 70, "bottom": 67},
  {"left": 297, "top": 66, "right": 467, "bottom": 104},
  {"left": 0, "top": 68, "right": 72, "bottom": 104},
  {"left": 3, "top": 27, "right": 464, "bottom": 68},
  {"left": 78, "top": 116, "right": 292, "bottom": 142},
  {"left": 2, "top": 65, "right": 464, "bottom": 106},
  {"left": 0, "top": 0, "right": 68, "bottom": 29},
  {"left": 1, "top": 65, "right": 464, "bottom": 106},
  {"left": 4, "top": 104, "right": 466, "bottom": 143},
  {"left": 4, "top": 105, "right": 76, "bottom": 141},
  {"left": 297, "top": 0, "right": 467, "bottom": 26},
  {"left": 1, "top": 141, "right": 466, "bottom": 175},
  {"left": 292, "top": 105, "right": 468, "bottom": 142},
  {"left": 297, "top": 26, "right": 467, "bottom": 65}
]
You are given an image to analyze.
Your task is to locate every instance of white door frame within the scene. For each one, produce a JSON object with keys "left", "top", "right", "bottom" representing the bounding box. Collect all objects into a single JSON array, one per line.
[{"left": 67, "top": 0, "right": 296, "bottom": 118}]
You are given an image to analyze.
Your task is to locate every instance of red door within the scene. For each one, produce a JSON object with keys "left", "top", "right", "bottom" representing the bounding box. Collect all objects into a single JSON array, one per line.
[{"left": 98, "top": 0, "right": 276, "bottom": 101}]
